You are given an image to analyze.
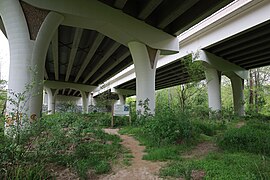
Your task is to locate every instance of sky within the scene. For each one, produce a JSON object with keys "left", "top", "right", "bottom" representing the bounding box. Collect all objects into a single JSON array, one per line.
[{"left": 0, "top": 30, "right": 9, "bottom": 81}]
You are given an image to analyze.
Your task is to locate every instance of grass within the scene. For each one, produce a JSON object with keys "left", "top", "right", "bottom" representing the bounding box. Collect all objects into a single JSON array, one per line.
[
  {"left": 0, "top": 113, "right": 125, "bottom": 179},
  {"left": 119, "top": 126, "right": 194, "bottom": 162},
  {"left": 143, "top": 146, "right": 191, "bottom": 161},
  {"left": 119, "top": 114, "right": 270, "bottom": 179},
  {"left": 2, "top": 110, "right": 270, "bottom": 179},
  {"left": 160, "top": 152, "right": 270, "bottom": 179}
]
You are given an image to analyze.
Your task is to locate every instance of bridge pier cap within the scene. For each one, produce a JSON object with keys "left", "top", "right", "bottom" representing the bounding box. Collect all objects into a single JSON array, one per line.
[{"left": 22, "top": 0, "right": 179, "bottom": 55}]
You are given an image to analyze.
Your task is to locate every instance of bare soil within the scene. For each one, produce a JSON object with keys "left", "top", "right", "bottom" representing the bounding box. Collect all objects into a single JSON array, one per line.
[
  {"left": 49, "top": 129, "right": 217, "bottom": 180},
  {"left": 101, "top": 128, "right": 165, "bottom": 180}
]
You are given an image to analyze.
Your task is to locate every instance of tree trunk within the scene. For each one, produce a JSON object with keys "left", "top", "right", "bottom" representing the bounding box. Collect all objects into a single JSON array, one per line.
[
  {"left": 254, "top": 69, "right": 259, "bottom": 113},
  {"left": 249, "top": 70, "right": 254, "bottom": 108}
]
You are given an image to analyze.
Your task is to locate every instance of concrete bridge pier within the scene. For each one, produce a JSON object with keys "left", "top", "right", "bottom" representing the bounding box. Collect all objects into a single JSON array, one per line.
[
  {"left": 226, "top": 73, "right": 245, "bottom": 116},
  {"left": 80, "top": 91, "right": 89, "bottom": 114},
  {"left": 45, "top": 88, "right": 58, "bottom": 115},
  {"left": 117, "top": 94, "right": 126, "bottom": 105},
  {"left": 0, "top": 0, "right": 63, "bottom": 119},
  {"left": 128, "top": 41, "right": 158, "bottom": 115},
  {"left": 90, "top": 93, "right": 97, "bottom": 106},
  {"left": 29, "top": 12, "right": 63, "bottom": 118},
  {"left": 204, "top": 65, "right": 222, "bottom": 113},
  {"left": 0, "top": 0, "right": 34, "bottom": 118}
]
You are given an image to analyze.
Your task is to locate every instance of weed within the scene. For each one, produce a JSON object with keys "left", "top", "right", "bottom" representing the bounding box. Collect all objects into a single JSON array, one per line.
[{"left": 0, "top": 113, "right": 124, "bottom": 179}]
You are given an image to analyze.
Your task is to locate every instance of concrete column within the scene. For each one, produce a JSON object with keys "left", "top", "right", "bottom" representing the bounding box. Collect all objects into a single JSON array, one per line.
[
  {"left": 81, "top": 91, "right": 89, "bottom": 114},
  {"left": 90, "top": 93, "right": 97, "bottom": 106},
  {"left": 205, "top": 66, "right": 222, "bottom": 112},
  {"left": 0, "top": 1, "right": 64, "bottom": 119},
  {"left": 0, "top": 0, "right": 34, "bottom": 116},
  {"left": 29, "top": 12, "right": 64, "bottom": 118},
  {"left": 46, "top": 88, "right": 57, "bottom": 114},
  {"left": 117, "top": 94, "right": 126, "bottom": 105},
  {"left": 128, "top": 41, "right": 158, "bottom": 115},
  {"left": 228, "top": 73, "right": 245, "bottom": 116}
]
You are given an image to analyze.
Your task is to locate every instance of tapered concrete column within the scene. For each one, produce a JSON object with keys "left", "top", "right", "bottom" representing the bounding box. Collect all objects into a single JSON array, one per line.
[
  {"left": 46, "top": 88, "right": 57, "bottom": 114},
  {"left": 29, "top": 12, "right": 64, "bottom": 118},
  {"left": 114, "top": 94, "right": 126, "bottom": 107},
  {"left": 90, "top": 93, "right": 97, "bottom": 106},
  {"left": 81, "top": 91, "right": 89, "bottom": 114},
  {"left": 228, "top": 73, "right": 245, "bottom": 116},
  {"left": 0, "top": 1, "right": 64, "bottom": 118},
  {"left": 205, "top": 67, "right": 222, "bottom": 112},
  {"left": 0, "top": 0, "right": 34, "bottom": 116},
  {"left": 128, "top": 41, "right": 158, "bottom": 115},
  {"left": 118, "top": 94, "right": 126, "bottom": 105}
]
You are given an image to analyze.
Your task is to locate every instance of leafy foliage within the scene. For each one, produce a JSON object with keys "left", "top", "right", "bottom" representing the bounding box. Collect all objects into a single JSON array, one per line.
[
  {"left": 0, "top": 113, "right": 123, "bottom": 179},
  {"left": 143, "top": 108, "right": 197, "bottom": 146}
]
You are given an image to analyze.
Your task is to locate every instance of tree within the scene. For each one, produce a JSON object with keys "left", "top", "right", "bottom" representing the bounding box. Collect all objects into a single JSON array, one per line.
[
  {"left": 175, "top": 56, "right": 205, "bottom": 112},
  {"left": 247, "top": 67, "right": 270, "bottom": 114}
]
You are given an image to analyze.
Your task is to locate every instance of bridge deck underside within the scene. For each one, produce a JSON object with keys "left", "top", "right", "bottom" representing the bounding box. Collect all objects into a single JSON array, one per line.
[
  {"left": 116, "top": 58, "right": 205, "bottom": 92},
  {"left": 205, "top": 20, "right": 270, "bottom": 70},
  {"left": 42, "top": 0, "right": 233, "bottom": 96}
]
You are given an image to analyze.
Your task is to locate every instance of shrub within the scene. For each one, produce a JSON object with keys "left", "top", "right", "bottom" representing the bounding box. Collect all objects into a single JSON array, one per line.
[
  {"left": 143, "top": 107, "right": 198, "bottom": 146},
  {"left": 192, "top": 120, "right": 226, "bottom": 136},
  {"left": 0, "top": 113, "right": 123, "bottom": 179}
]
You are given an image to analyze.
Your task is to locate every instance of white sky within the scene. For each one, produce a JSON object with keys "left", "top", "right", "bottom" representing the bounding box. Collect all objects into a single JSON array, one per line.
[{"left": 0, "top": 30, "right": 9, "bottom": 81}]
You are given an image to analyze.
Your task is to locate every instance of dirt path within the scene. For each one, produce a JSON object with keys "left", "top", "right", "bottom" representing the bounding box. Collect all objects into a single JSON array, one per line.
[{"left": 101, "top": 128, "right": 164, "bottom": 180}]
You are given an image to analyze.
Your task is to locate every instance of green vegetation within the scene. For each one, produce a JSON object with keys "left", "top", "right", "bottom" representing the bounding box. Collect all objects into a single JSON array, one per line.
[
  {"left": 161, "top": 152, "right": 270, "bottom": 179},
  {"left": 219, "top": 121, "right": 270, "bottom": 155},
  {"left": 1, "top": 65, "right": 270, "bottom": 179},
  {"left": 0, "top": 113, "right": 124, "bottom": 179},
  {"left": 119, "top": 103, "right": 270, "bottom": 179}
]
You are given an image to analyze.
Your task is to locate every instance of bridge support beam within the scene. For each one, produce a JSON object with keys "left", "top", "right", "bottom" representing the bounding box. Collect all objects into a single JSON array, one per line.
[
  {"left": 46, "top": 88, "right": 57, "bottom": 114},
  {"left": 204, "top": 66, "right": 222, "bottom": 113},
  {"left": 0, "top": 0, "right": 63, "bottom": 119},
  {"left": 29, "top": 12, "right": 64, "bottom": 118},
  {"left": 90, "top": 93, "right": 97, "bottom": 106},
  {"left": 0, "top": 0, "right": 34, "bottom": 118},
  {"left": 118, "top": 94, "right": 126, "bottom": 105},
  {"left": 81, "top": 91, "right": 89, "bottom": 114},
  {"left": 226, "top": 73, "right": 245, "bottom": 116},
  {"left": 128, "top": 42, "right": 158, "bottom": 115}
]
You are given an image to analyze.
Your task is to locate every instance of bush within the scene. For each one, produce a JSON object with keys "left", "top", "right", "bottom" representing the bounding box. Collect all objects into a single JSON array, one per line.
[
  {"left": 143, "top": 107, "right": 198, "bottom": 146},
  {"left": 84, "top": 112, "right": 131, "bottom": 127},
  {"left": 219, "top": 125, "right": 270, "bottom": 155},
  {"left": 192, "top": 120, "right": 226, "bottom": 136}
]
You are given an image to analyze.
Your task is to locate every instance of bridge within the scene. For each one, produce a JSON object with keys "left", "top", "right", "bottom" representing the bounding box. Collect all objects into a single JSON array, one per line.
[
  {"left": 0, "top": 0, "right": 269, "bottom": 118},
  {"left": 92, "top": 0, "right": 270, "bottom": 116}
]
